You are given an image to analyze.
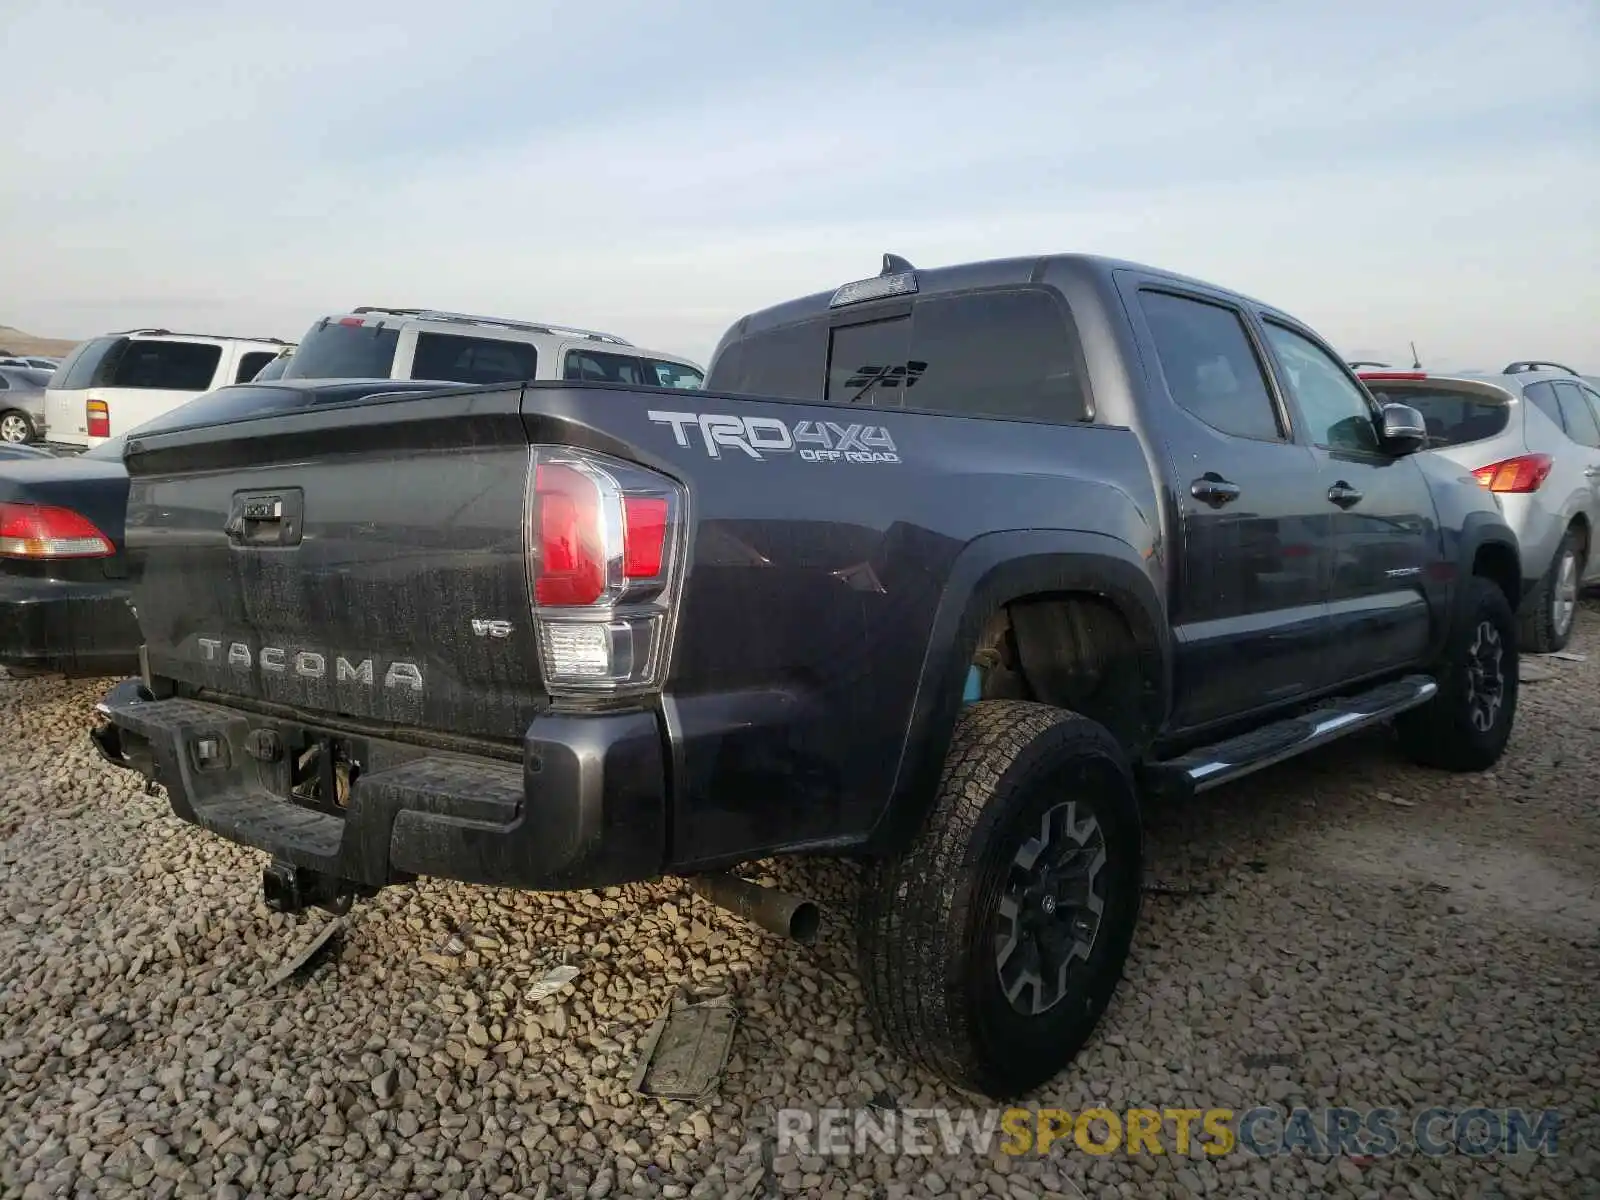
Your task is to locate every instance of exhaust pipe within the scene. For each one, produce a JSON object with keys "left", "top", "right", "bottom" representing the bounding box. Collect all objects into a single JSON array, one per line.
[{"left": 689, "top": 873, "right": 821, "bottom": 944}]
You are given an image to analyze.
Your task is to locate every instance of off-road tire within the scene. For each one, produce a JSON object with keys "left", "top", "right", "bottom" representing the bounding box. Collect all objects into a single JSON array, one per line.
[
  {"left": 1396, "top": 575, "right": 1519, "bottom": 771},
  {"left": 0, "top": 409, "right": 35, "bottom": 444},
  {"left": 855, "top": 700, "right": 1142, "bottom": 1098},
  {"left": 1518, "top": 528, "right": 1583, "bottom": 653}
]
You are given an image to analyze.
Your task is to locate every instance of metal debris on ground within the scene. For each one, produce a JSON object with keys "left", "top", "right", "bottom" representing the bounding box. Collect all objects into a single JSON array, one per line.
[
  {"left": 524, "top": 962, "right": 581, "bottom": 1004},
  {"left": 629, "top": 987, "right": 739, "bottom": 1101},
  {"left": 438, "top": 921, "right": 472, "bottom": 957},
  {"left": 1377, "top": 791, "right": 1417, "bottom": 808},
  {"left": 1142, "top": 879, "right": 1216, "bottom": 896},
  {"left": 1543, "top": 650, "right": 1588, "bottom": 662},
  {"left": 1519, "top": 662, "right": 1557, "bottom": 683},
  {"left": 262, "top": 917, "right": 346, "bottom": 990}
]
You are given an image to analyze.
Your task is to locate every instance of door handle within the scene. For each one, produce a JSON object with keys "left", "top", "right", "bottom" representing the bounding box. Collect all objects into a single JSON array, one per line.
[
  {"left": 226, "top": 489, "right": 303, "bottom": 547},
  {"left": 1585, "top": 465, "right": 1600, "bottom": 478},
  {"left": 1327, "top": 481, "right": 1364, "bottom": 509},
  {"left": 1191, "top": 473, "right": 1241, "bottom": 508}
]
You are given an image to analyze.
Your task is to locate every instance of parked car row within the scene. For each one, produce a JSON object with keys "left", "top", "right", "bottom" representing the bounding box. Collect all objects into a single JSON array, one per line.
[
  {"left": 32, "top": 308, "right": 706, "bottom": 453},
  {"left": 0, "top": 304, "right": 708, "bottom": 675}
]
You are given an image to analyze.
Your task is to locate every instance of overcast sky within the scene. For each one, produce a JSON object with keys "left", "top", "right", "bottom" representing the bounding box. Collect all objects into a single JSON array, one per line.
[{"left": 3, "top": 0, "right": 1596, "bottom": 371}]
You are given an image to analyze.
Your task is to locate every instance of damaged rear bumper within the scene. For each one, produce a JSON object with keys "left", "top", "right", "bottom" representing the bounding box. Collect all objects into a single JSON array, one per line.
[{"left": 92, "top": 680, "right": 667, "bottom": 892}]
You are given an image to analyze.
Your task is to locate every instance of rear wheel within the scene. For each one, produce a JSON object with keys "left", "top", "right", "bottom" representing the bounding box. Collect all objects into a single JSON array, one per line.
[
  {"left": 1397, "top": 575, "right": 1519, "bottom": 771},
  {"left": 0, "top": 410, "right": 34, "bottom": 443},
  {"left": 1519, "top": 528, "right": 1583, "bottom": 653},
  {"left": 855, "top": 700, "right": 1142, "bottom": 1098}
]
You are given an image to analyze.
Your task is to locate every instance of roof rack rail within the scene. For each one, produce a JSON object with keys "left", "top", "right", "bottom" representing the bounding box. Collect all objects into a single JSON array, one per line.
[
  {"left": 349, "top": 306, "right": 633, "bottom": 346},
  {"left": 1502, "top": 360, "right": 1578, "bottom": 376},
  {"left": 108, "top": 327, "right": 287, "bottom": 344}
]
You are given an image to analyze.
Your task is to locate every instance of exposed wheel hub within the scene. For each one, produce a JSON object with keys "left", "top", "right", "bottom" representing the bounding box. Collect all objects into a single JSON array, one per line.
[
  {"left": 1465, "top": 619, "right": 1505, "bottom": 734},
  {"left": 994, "top": 800, "right": 1107, "bottom": 1016}
]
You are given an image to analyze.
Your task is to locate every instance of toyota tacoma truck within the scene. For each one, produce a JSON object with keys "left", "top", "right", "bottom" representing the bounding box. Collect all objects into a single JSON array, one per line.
[{"left": 91, "top": 253, "right": 1522, "bottom": 1099}]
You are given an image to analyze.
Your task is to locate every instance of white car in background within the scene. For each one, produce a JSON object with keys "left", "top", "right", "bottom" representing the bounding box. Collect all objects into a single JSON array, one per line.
[{"left": 43, "top": 330, "right": 291, "bottom": 450}]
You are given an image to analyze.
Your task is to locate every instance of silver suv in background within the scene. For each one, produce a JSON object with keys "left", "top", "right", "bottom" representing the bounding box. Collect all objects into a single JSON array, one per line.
[
  {"left": 1360, "top": 362, "right": 1600, "bottom": 652},
  {"left": 279, "top": 308, "right": 705, "bottom": 390}
]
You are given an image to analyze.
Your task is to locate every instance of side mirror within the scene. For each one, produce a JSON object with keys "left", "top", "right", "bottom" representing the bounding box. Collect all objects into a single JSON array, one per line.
[{"left": 1378, "top": 403, "right": 1427, "bottom": 455}]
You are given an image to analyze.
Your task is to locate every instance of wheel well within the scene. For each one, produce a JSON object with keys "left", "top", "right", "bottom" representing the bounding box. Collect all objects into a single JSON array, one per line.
[
  {"left": 1568, "top": 514, "right": 1590, "bottom": 565},
  {"left": 1472, "top": 541, "right": 1520, "bottom": 609},
  {"left": 974, "top": 593, "right": 1149, "bottom": 750}
]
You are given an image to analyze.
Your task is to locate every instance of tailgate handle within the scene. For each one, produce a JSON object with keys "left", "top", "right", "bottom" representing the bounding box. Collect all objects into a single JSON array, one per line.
[{"left": 226, "top": 489, "right": 303, "bottom": 547}]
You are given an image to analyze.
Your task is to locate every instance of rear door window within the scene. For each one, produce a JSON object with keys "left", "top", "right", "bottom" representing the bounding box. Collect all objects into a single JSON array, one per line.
[
  {"left": 1553, "top": 381, "right": 1600, "bottom": 448},
  {"left": 649, "top": 360, "right": 704, "bottom": 389},
  {"left": 1364, "top": 384, "right": 1510, "bottom": 448},
  {"left": 563, "top": 349, "right": 650, "bottom": 385},
  {"left": 1139, "top": 291, "right": 1284, "bottom": 441},
  {"left": 281, "top": 320, "right": 401, "bottom": 380},
  {"left": 234, "top": 350, "right": 278, "bottom": 383},
  {"left": 50, "top": 336, "right": 124, "bottom": 390},
  {"left": 106, "top": 340, "right": 223, "bottom": 390},
  {"left": 412, "top": 333, "right": 538, "bottom": 384}
]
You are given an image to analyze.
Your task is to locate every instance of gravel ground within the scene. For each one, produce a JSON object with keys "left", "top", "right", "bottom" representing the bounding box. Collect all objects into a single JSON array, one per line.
[{"left": 2, "top": 606, "right": 1598, "bottom": 1200}]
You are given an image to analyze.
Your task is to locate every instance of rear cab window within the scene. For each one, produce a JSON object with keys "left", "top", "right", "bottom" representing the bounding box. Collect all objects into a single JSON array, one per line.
[
  {"left": 281, "top": 319, "right": 401, "bottom": 380},
  {"left": 709, "top": 286, "right": 1090, "bottom": 423}
]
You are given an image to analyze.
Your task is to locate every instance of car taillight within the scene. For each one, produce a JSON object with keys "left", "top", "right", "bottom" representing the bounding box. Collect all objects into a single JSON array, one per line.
[
  {"left": 0, "top": 503, "right": 115, "bottom": 558},
  {"left": 526, "top": 446, "right": 687, "bottom": 695},
  {"left": 1473, "top": 453, "right": 1552, "bottom": 494},
  {"left": 86, "top": 398, "right": 110, "bottom": 439}
]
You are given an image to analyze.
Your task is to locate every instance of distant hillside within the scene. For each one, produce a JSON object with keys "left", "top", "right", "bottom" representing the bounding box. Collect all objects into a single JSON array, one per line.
[{"left": 0, "top": 325, "right": 81, "bottom": 357}]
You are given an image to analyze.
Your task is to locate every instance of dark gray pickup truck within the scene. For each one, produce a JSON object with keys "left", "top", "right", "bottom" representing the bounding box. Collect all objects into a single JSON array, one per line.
[{"left": 92, "top": 253, "right": 1521, "bottom": 1098}]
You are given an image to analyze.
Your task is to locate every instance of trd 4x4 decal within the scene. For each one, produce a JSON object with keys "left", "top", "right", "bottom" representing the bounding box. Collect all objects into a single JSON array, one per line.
[{"left": 647, "top": 410, "right": 900, "bottom": 464}]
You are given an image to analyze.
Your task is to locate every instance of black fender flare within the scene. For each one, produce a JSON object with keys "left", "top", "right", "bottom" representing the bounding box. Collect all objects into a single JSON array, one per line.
[
  {"left": 1429, "top": 512, "right": 1520, "bottom": 662},
  {"left": 863, "top": 528, "right": 1170, "bottom": 856},
  {"left": 1457, "top": 512, "right": 1521, "bottom": 597}
]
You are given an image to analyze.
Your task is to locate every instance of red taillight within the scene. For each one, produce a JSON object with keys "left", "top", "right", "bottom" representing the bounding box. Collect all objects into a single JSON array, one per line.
[
  {"left": 86, "top": 399, "right": 110, "bottom": 439},
  {"left": 1358, "top": 371, "right": 1428, "bottom": 381},
  {"left": 1473, "top": 453, "right": 1553, "bottom": 493},
  {"left": 623, "top": 496, "right": 669, "bottom": 578},
  {"left": 337, "top": 316, "right": 365, "bottom": 327},
  {"left": 526, "top": 447, "right": 685, "bottom": 695},
  {"left": 534, "top": 461, "right": 606, "bottom": 606},
  {"left": 0, "top": 503, "right": 115, "bottom": 558}
]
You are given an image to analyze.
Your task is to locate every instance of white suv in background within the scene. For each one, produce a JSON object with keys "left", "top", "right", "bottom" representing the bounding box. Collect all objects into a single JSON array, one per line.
[
  {"left": 43, "top": 330, "right": 291, "bottom": 450},
  {"left": 278, "top": 308, "right": 705, "bottom": 391}
]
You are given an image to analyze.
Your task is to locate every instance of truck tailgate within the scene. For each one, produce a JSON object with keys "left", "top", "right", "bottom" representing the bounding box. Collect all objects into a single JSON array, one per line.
[{"left": 123, "top": 389, "right": 541, "bottom": 742}]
